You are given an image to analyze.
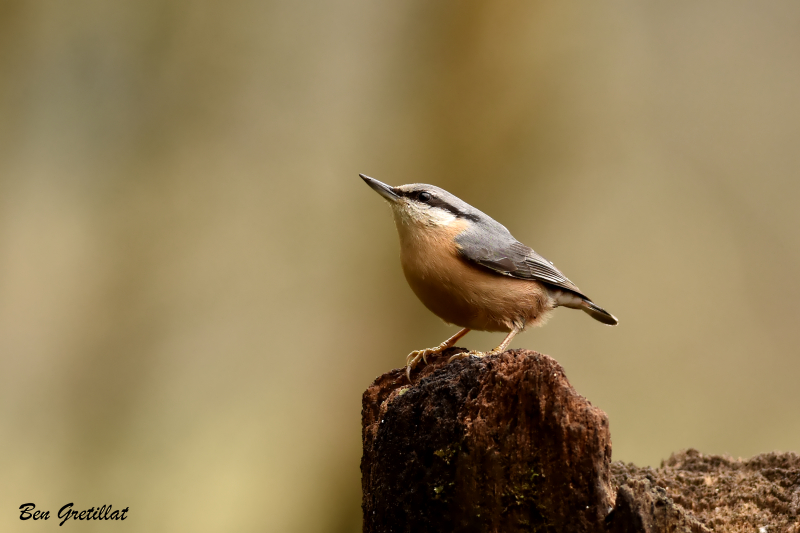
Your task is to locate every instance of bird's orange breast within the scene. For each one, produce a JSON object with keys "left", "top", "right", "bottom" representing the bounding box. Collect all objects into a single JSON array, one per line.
[{"left": 395, "top": 219, "right": 553, "bottom": 332}]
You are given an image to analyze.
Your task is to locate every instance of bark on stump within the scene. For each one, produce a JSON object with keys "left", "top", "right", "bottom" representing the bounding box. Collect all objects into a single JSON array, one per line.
[
  {"left": 361, "top": 348, "right": 614, "bottom": 533},
  {"left": 361, "top": 348, "right": 800, "bottom": 532}
]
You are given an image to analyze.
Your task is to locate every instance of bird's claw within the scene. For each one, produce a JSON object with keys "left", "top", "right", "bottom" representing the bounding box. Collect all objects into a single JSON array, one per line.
[
  {"left": 448, "top": 350, "right": 482, "bottom": 363},
  {"left": 405, "top": 343, "right": 449, "bottom": 381},
  {"left": 448, "top": 348, "right": 504, "bottom": 363},
  {"left": 406, "top": 347, "right": 432, "bottom": 366}
]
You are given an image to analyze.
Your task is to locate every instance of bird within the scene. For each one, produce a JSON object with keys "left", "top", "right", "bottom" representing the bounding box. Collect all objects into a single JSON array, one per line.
[{"left": 360, "top": 174, "right": 617, "bottom": 380}]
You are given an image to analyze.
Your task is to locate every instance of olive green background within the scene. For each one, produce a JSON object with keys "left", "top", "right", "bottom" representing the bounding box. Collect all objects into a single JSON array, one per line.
[{"left": 1, "top": 2, "right": 799, "bottom": 531}]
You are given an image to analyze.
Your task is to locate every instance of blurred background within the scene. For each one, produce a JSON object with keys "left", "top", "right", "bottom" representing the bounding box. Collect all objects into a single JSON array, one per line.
[{"left": 1, "top": 1, "right": 799, "bottom": 531}]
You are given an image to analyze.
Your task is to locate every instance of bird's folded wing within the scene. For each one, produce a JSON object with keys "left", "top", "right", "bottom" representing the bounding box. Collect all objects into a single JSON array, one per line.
[{"left": 455, "top": 234, "right": 586, "bottom": 297}]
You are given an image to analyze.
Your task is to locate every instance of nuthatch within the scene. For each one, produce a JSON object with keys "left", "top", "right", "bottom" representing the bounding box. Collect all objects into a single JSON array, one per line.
[{"left": 361, "top": 174, "right": 618, "bottom": 380}]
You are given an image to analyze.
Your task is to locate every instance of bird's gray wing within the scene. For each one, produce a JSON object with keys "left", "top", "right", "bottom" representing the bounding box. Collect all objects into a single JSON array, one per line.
[{"left": 455, "top": 230, "right": 586, "bottom": 297}]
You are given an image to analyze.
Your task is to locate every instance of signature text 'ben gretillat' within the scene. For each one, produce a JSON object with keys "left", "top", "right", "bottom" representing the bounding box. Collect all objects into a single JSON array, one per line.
[{"left": 19, "top": 503, "right": 129, "bottom": 526}]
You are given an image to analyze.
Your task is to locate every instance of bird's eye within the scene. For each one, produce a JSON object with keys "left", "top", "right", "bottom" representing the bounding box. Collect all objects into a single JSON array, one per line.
[{"left": 418, "top": 191, "right": 432, "bottom": 203}]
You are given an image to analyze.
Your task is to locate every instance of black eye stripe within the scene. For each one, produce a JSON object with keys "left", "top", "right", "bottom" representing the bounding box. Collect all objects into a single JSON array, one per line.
[
  {"left": 428, "top": 197, "right": 481, "bottom": 222},
  {"left": 396, "top": 189, "right": 480, "bottom": 222}
]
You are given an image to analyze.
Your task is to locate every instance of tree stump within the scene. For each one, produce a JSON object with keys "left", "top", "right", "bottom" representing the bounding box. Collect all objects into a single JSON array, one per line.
[
  {"left": 361, "top": 348, "right": 614, "bottom": 533},
  {"left": 361, "top": 348, "right": 800, "bottom": 532}
]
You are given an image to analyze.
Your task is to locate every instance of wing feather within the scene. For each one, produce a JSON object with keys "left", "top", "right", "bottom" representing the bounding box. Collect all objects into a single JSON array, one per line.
[{"left": 455, "top": 231, "right": 586, "bottom": 297}]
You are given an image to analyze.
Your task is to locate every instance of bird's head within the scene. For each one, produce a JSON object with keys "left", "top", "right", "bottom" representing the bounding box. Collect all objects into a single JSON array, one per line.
[{"left": 359, "top": 174, "right": 480, "bottom": 229}]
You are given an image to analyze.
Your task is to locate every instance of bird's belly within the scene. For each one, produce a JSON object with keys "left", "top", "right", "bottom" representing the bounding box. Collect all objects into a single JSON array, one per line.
[{"left": 401, "top": 250, "right": 552, "bottom": 333}]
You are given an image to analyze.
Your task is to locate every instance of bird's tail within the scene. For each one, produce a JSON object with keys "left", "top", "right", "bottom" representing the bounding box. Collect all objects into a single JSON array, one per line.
[
  {"left": 579, "top": 299, "right": 618, "bottom": 326},
  {"left": 551, "top": 289, "right": 619, "bottom": 326}
]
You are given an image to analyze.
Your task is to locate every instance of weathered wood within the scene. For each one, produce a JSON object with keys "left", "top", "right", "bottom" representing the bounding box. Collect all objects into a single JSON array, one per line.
[
  {"left": 361, "top": 348, "right": 800, "bottom": 532},
  {"left": 361, "top": 348, "right": 614, "bottom": 533},
  {"left": 608, "top": 450, "right": 800, "bottom": 533}
]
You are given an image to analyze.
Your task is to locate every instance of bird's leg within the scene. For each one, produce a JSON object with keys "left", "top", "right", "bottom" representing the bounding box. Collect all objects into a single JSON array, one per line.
[
  {"left": 406, "top": 327, "right": 471, "bottom": 381},
  {"left": 448, "top": 325, "right": 522, "bottom": 363},
  {"left": 490, "top": 326, "right": 522, "bottom": 354}
]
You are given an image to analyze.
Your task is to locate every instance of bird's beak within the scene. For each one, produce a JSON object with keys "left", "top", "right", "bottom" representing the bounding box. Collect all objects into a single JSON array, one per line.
[{"left": 360, "top": 174, "right": 400, "bottom": 202}]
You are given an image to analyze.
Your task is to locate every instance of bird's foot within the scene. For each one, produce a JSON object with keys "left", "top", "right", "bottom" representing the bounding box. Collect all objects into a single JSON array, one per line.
[
  {"left": 447, "top": 348, "right": 504, "bottom": 363},
  {"left": 447, "top": 350, "right": 483, "bottom": 363},
  {"left": 405, "top": 342, "right": 453, "bottom": 381}
]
